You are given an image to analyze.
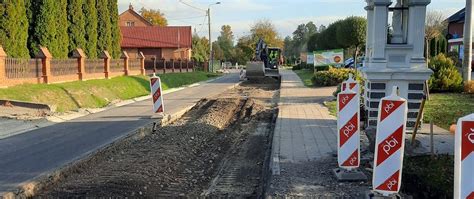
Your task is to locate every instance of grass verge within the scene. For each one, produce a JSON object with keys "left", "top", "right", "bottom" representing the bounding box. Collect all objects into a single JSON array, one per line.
[
  {"left": 0, "top": 72, "right": 220, "bottom": 112},
  {"left": 322, "top": 93, "right": 474, "bottom": 130},
  {"left": 293, "top": 69, "right": 314, "bottom": 87},
  {"left": 423, "top": 93, "right": 474, "bottom": 129}
]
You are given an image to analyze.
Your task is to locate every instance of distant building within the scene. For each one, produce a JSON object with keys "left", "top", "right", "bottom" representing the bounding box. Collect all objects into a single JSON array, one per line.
[{"left": 118, "top": 4, "right": 192, "bottom": 66}]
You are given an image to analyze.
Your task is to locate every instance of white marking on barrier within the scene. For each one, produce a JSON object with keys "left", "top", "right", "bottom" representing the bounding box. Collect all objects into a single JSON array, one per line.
[
  {"left": 454, "top": 113, "right": 474, "bottom": 199},
  {"left": 337, "top": 82, "right": 360, "bottom": 169},
  {"left": 150, "top": 74, "right": 164, "bottom": 114},
  {"left": 372, "top": 86, "right": 407, "bottom": 196}
]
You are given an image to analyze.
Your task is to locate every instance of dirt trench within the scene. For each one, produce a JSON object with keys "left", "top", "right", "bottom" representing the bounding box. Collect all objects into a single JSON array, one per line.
[{"left": 34, "top": 80, "right": 280, "bottom": 198}]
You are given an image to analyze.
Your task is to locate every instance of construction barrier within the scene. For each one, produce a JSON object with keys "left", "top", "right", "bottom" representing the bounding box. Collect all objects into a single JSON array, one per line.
[
  {"left": 342, "top": 73, "right": 359, "bottom": 94},
  {"left": 372, "top": 86, "right": 407, "bottom": 195},
  {"left": 150, "top": 74, "right": 164, "bottom": 114},
  {"left": 337, "top": 82, "right": 360, "bottom": 169},
  {"left": 454, "top": 113, "right": 474, "bottom": 199}
]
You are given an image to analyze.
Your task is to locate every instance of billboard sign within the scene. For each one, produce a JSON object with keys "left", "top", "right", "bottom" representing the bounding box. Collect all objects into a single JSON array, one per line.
[{"left": 314, "top": 49, "right": 344, "bottom": 66}]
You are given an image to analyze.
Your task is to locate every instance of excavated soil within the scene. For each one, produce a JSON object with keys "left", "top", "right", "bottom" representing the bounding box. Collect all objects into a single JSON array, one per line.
[{"left": 34, "top": 79, "right": 279, "bottom": 198}]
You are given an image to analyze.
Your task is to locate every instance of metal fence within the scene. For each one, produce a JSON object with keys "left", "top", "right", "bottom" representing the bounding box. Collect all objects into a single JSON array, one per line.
[
  {"left": 51, "top": 59, "right": 78, "bottom": 76},
  {"left": 110, "top": 59, "right": 123, "bottom": 73},
  {"left": 5, "top": 58, "right": 41, "bottom": 79},
  {"left": 129, "top": 58, "right": 141, "bottom": 71},
  {"left": 85, "top": 59, "right": 104, "bottom": 74}
]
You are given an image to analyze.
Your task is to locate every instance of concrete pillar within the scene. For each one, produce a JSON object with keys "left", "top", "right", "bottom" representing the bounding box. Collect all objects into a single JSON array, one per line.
[
  {"left": 100, "top": 51, "right": 111, "bottom": 79},
  {"left": 72, "top": 48, "right": 86, "bottom": 81},
  {"left": 36, "top": 47, "right": 52, "bottom": 84},
  {"left": 138, "top": 52, "right": 146, "bottom": 75},
  {"left": 121, "top": 51, "right": 130, "bottom": 76},
  {"left": 463, "top": 0, "right": 473, "bottom": 82},
  {"left": 371, "top": 0, "right": 390, "bottom": 62},
  {"left": 408, "top": 3, "right": 429, "bottom": 62},
  {"left": 0, "top": 46, "right": 7, "bottom": 84},
  {"left": 364, "top": 5, "right": 374, "bottom": 63}
]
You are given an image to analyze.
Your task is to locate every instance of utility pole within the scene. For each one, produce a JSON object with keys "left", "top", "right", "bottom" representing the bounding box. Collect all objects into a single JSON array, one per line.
[
  {"left": 463, "top": 0, "right": 473, "bottom": 83},
  {"left": 208, "top": 8, "right": 212, "bottom": 72}
]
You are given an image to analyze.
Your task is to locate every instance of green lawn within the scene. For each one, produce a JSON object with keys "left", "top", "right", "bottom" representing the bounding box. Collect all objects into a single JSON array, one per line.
[
  {"left": 293, "top": 69, "right": 314, "bottom": 87},
  {"left": 324, "top": 101, "right": 337, "bottom": 117},
  {"left": 0, "top": 72, "right": 220, "bottom": 112},
  {"left": 323, "top": 93, "right": 474, "bottom": 130},
  {"left": 423, "top": 93, "right": 474, "bottom": 129}
]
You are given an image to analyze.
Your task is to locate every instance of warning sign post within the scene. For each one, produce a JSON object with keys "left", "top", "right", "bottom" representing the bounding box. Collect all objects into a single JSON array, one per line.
[
  {"left": 454, "top": 113, "right": 474, "bottom": 199},
  {"left": 150, "top": 73, "right": 164, "bottom": 118}
]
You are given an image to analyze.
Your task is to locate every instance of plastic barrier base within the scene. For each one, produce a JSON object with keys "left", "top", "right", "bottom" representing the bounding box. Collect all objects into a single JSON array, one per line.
[
  {"left": 332, "top": 168, "right": 368, "bottom": 182},
  {"left": 365, "top": 190, "right": 403, "bottom": 199}
]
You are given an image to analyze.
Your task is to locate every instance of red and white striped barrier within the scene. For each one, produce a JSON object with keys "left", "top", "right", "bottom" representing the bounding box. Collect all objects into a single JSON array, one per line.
[
  {"left": 342, "top": 73, "right": 359, "bottom": 94},
  {"left": 150, "top": 74, "right": 164, "bottom": 114},
  {"left": 337, "top": 82, "right": 360, "bottom": 169},
  {"left": 373, "top": 86, "right": 407, "bottom": 195},
  {"left": 454, "top": 113, "right": 474, "bottom": 199}
]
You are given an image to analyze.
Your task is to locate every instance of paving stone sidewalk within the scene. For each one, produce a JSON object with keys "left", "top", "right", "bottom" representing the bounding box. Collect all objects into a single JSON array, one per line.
[{"left": 268, "top": 70, "right": 370, "bottom": 198}]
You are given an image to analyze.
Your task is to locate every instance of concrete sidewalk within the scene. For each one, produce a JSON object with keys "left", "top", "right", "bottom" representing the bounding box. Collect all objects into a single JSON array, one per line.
[{"left": 0, "top": 72, "right": 240, "bottom": 194}]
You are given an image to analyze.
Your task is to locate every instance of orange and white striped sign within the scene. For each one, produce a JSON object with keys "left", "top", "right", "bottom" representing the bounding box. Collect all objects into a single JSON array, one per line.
[
  {"left": 150, "top": 74, "right": 164, "bottom": 114},
  {"left": 373, "top": 86, "right": 407, "bottom": 195},
  {"left": 342, "top": 73, "right": 359, "bottom": 94},
  {"left": 454, "top": 113, "right": 474, "bottom": 199},
  {"left": 337, "top": 82, "right": 360, "bottom": 169}
]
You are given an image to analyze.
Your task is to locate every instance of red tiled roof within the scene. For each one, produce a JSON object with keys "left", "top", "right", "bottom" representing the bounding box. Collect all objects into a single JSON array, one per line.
[{"left": 120, "top": 26, "right": 192, "bottom": 48}]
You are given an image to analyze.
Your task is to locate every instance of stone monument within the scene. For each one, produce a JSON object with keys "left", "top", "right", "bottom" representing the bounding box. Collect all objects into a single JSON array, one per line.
[{"left": 361, "top": 0, "right": 432, "bottom": 131}]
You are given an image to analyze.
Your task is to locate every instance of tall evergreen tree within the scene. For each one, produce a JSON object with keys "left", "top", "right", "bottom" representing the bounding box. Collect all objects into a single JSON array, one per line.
[
  {"left": 26, "top": 0, "right": 40, "bottom": 57},
  {"left": 0, "top": 0, "right": 29, "bottom": 58},
  {"left": 55, "top": 0, "right": 69, "bottom": 57},
  {"left": 67, "top": 0, "right": 86, "bottom": 55},
  {"left": 108, "top": 0, "right": 121, "bottom": 58},
  {"left": 83, "top": 0, "right": 98, "bottom": 58},
  {"left": 96, "top": 0, "right": 112, "bottom": 56}
]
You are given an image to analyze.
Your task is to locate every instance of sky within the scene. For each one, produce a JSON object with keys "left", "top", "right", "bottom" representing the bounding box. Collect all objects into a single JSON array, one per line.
[{"left": 118, "top": 0, "right": 466, "bottom": 42}]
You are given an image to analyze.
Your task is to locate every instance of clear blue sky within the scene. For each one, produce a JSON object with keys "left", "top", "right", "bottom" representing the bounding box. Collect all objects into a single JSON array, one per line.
[{"left": 118, "top": 0, "right": 466, "bottom": 41}]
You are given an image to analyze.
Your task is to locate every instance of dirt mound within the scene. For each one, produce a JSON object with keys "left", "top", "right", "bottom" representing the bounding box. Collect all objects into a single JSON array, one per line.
[{"left": 35, "top": 81, "right": 280, "bottom": 198}]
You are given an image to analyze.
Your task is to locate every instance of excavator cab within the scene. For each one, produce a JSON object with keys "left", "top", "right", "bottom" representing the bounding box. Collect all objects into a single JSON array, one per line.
[{"left": 245, "top": 38, "right": 281, "bottom": 80}]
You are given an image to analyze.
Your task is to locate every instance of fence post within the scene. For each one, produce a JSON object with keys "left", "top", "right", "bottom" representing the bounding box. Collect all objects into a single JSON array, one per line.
[
  {"left": 36, "top": 47, "right": 52, "bottom": 84},
  {"left": 72, "top": 48, "right": 86, "bottom": 81},
  {"left": 138, "top": 52, "right": 145, "bottom": 75},
  {"left": 100, "top": 51, "right": 111, "bottom": 79},
  {"left": 162, "top": 58, "right": 166, "bottom": 74},
  {"left": 121, "top": 51, "right": 130, "bottom": 76},
  {"left": 185, "top": 59, "right": 189, "bottom": 72},
  {"left": 0, "top": 46, "right": 7, "bottom": 84},
  {"left": 178, "top": 59, "right": 182, "bottom": 73},
  {"left": 171, "top": 59, "right": 175, "bottom": 73}
]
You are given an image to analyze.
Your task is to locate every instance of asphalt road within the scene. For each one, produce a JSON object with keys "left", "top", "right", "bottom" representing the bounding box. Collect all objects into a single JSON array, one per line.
[{"left": 0, "top": 72, "right": 240, "bottom": 193}]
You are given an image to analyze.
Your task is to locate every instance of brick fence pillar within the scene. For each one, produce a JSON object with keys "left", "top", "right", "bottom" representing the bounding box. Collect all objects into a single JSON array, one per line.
[
  {"left": 178, "top": 59, "right": 182, "bottom": 73},
  {"left": 161, "top": 58, "right": 166, "bottom": 74},
  {"left": 171, "top": 59, "right": 175, "bottom": 73},
  {"left": 72, "top": 48, "right": 86, "bottom": 81},
  {"left": 0, "top": 46, "right": 7, "bottom": 85},
  {"left": 138, "top": 52, "right": 145, "bottom": 75},
  {"left": 185, "top": 59, "right": 189, "bottom": 72},
  {"left": 36, "top": 47, "right": 52, "bottom": 84},
  {"left": 100, "top": 51, "right": 111, "bottom": 79},
  {"left": 121, "top": 51, "right": 130, "bottom": 76}
]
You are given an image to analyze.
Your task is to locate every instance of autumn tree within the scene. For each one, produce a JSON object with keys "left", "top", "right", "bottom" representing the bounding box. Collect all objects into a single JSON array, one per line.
[
  {"left": 67, "top": 0, "right": 86, "bottom": 54},
  {"left": 140, "top": 8, "right": 167, "bottom": 26},
  {"left": 250, "top": 19, "right": 283, "bottom": 49},
  {"left": 0, "top": 0, "right": 29, "bottom": 58},
  {"left": 83, "top": 0, "right": 98, "bottom": 58},
  {"left": 425, "top": 10, "right": 447, "bottom": 60}
]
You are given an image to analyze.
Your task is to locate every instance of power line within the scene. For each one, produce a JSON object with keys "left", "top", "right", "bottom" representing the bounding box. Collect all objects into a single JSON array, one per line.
[
  {"left": 167, "top": 15, "right": 207, "bottom": 21},
  {"left": 177, "top": 0, "right": 207, "bottom": 12}
]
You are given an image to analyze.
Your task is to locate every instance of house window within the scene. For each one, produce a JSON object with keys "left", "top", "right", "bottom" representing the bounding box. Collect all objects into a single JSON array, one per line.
[{"left": 126, "top": 21, "right": 135, "bottom": 27}]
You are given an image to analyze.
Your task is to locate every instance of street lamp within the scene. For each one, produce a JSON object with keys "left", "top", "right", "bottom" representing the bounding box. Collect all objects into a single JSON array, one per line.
[{"left": 208, "top": 2, "right": 220, "bottom": 72}]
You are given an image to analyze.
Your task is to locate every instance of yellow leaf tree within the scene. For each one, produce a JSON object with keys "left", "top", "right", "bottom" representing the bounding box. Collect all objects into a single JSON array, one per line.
[{"left": 139, "top": 8, "right": 167, "bottom": 26}]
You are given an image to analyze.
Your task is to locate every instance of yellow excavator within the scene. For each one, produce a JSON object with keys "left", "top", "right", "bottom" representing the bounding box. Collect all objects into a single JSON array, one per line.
[{"left": 245, "top": 38, "right": 281, "bottom": 80}]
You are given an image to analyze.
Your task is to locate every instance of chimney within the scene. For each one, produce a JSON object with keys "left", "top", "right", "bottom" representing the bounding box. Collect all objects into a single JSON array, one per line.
[{"left": 129, "top": 3, "right": 134, "bottom": 10}]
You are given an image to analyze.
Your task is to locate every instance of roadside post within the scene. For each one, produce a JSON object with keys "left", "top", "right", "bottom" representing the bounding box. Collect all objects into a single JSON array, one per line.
[
  {"left": 454, "top": 113, "right": 474, "bottom": 199},
  {"left": 333, "top": 82, "right": 367, "bottom": 181},
  {"left": 371, "top": 86, "right": 407, "bottom": 197},
  {"left": 150, "top": 73, "right": 164, "bottom": 117},
  {"left": 342, "top": 73, "right": 359, "bottom": 94}
]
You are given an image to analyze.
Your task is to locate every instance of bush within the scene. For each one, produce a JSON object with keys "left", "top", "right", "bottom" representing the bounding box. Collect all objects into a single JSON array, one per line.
[
  {"left": 311, "top": 67, "right": 356, "bottom": 86},
  {"left": 465, "top": 81, "right": 474, "bottom": 94},
  {"left": 315, "top": 65, "right": 330, "bottom": 71},
  {"left": 428, "top": 54, "right": 463, "bottom": 92}
]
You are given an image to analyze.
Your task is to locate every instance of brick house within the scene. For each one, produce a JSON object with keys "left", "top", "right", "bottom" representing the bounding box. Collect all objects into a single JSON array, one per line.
[
  {"left": 447, "top": 8, "right": 466, "bottom": 54},
  {"left": 118, "top": 4, "right": 192, "bottom": 69}
]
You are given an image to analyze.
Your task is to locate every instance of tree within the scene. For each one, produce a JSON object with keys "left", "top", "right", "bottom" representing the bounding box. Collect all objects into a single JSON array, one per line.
[
  {"left": 108, "top": 0, "right": 121, "bottom": 58},
  {"left": 191, "top": 34, "right": 209, "bottom": 62},
  {"left": 235, "top": 35, "right": 254, "bottom": 63},
  {"left": 96, "top": 0, "right": 112, "bottom": 56},
  {"left": 56, "top": 0, "right": 69, "bottom": 57},
  {"left": 217, "top": 25, "right": 234, "bottom": 61},
  {"left": 336, "top": 16, "right": 367, "bottom": 64},
  {"left": 67, "top": 0, "right": 86, "bottom": 55},
  {"left": 425, "top": 10, "right": 447, "bottom": 60},
  {"left": 307, "top": 32, "right": 320, "bottom": 52},
  {"left": 291, "top": 21, "right": 318, "bottom": 54},
  {"left": 250, "top": 19, "right": 283, "bottom": 49},
  {"left": 0, "top": 0, "right": 29, "bottom": 58},
  {"left": 83, "top": 0, "right": 98, "bottom": 58},
  {"left": 212, "top": 41, "right": 224, "bottom": 61},
  {"left": 318, "top": 24, "right": 327, "bottom": 33},
  {"left": 140, "top": 8, "right": 167, "bottom": 26}
]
